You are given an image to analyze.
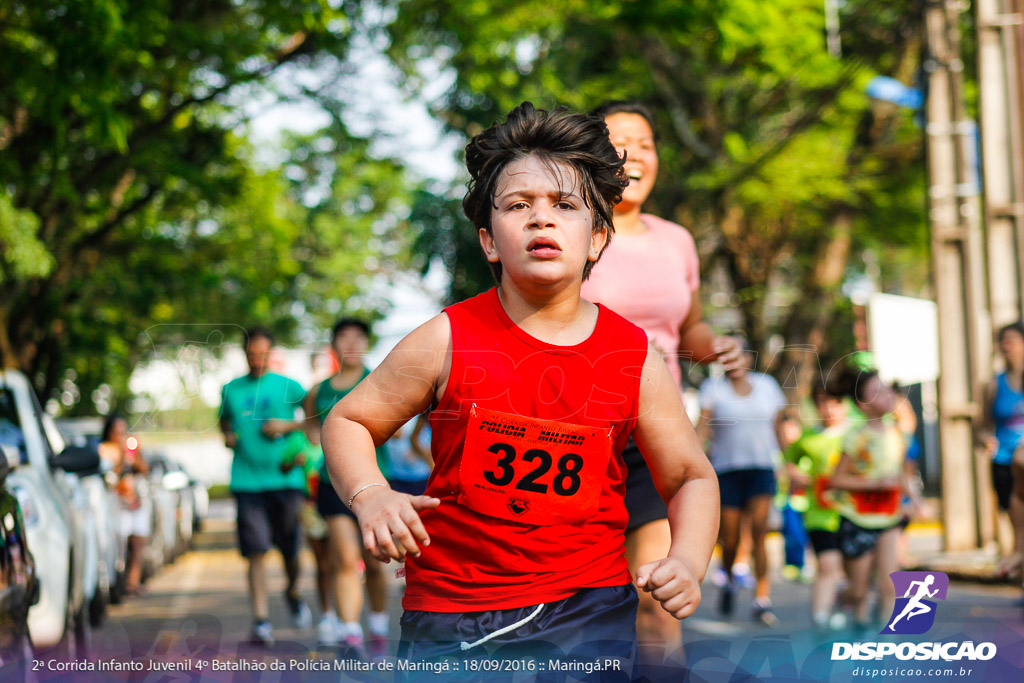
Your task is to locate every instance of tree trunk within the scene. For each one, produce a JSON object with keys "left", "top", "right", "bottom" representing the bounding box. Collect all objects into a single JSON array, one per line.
[{"left": 777, "top": 209, "right": 854, "bottom": 404}]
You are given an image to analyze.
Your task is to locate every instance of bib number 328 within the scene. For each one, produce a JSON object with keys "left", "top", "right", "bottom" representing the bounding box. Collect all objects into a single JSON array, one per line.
[{"left": 458, "top": 405, "right": 613, "bottom": 526}]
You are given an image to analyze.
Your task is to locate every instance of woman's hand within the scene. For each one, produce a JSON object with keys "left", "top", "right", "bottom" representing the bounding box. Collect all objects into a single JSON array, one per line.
[{"left": 712, "top": 336, "right": 745, "bottom": 374}]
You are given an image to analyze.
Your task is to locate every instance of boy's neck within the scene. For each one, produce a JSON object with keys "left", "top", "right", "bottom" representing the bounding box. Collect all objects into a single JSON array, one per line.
[{"left": 496, "top": 282, "right": 598, "bottom": 346}]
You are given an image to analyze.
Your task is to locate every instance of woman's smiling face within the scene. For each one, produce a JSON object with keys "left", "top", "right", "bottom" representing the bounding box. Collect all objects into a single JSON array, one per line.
[{"left": 605, "top": 112, "right": 659, "bottom": 212}]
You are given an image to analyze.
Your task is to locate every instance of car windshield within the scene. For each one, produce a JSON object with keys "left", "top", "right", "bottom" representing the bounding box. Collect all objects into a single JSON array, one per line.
[{"left": 0, "top": 388, "right": 27, "bottom": 464}]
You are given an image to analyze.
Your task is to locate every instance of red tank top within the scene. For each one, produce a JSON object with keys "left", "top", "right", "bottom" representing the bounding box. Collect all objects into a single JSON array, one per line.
[{"left": 402, "top": 288, "right": 649, "bottom": 612}]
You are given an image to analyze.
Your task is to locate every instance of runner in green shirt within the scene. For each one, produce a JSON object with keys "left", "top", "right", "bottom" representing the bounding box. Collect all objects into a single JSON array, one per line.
[
  {"left": 303, "top": 318, "right": 392, "bottom": 659},
  {"left": 219, "top": 326, "right": 311, "bottom": 646},
  {"left": 783, "top": 385, "right": 848, "bottom": 630}
]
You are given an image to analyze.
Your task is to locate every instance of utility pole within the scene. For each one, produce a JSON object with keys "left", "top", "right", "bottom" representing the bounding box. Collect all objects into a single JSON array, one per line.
[
  {"left": 925, "top": 0, "right": 991, "bottom": 551},
  {"left": 976, "top": 0, "right": 1024, "bottom": 547},
  {"left": 977, "top": 0, "right": 1024, "bottom": 327}
]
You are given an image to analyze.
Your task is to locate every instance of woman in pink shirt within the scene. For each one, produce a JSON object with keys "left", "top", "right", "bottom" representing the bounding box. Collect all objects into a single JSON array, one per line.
[{"left": 582, "top": 101, "right": 743, "bottom": 658}]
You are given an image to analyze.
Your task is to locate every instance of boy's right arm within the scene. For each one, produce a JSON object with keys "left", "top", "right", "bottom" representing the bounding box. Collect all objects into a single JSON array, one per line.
[
  {"left": 321, "top": 314, "right": 450, "bottom": 563},
  {"left": 632, "top": 345, "right": 720, "bottom": 619},
  {"left": 219, "top": 387, "right": 237, "bottom": 449}
]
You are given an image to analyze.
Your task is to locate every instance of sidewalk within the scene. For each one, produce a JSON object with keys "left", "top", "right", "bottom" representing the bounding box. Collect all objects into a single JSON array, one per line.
[{"left": 904, "top": 520, "right": 1019, "bottom": 584}]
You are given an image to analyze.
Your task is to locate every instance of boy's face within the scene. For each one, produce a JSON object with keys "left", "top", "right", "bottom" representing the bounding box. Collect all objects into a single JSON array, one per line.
[
  {"left": 480, "top": 154, "right": 607, "bottom": 289},
  {"left": 333, "top": 326, "right": 369, "bottom": 365},
  {"left": 245, "top": 336, "right": 273, "bottom": 376}
]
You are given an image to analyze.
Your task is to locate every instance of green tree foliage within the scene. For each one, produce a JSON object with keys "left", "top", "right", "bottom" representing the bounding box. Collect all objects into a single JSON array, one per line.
[
  {"left": 385, "top": 0, "right": 929, "bottom": 394},
  {"left": 0, "top": 1, "right": 412, "bottom": 412}
]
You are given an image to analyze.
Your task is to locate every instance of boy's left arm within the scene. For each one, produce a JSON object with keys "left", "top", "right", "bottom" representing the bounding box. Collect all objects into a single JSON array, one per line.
[{"left": 632, "top": 344, "right": 720, "bottom": 619}]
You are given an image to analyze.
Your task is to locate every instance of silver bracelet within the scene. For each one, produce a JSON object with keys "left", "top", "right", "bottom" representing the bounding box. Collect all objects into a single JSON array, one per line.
[{"left": 347, "top": 482, "right": 390, "bottom": 509}]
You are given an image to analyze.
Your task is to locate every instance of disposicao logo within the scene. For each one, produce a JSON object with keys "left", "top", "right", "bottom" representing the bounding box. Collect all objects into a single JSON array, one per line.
[
  {"left": 831, "top": 571, "right": 998, "bottom": 663},
  {"left": 882, "top": 570, "right": 949, "bottom": 635}
]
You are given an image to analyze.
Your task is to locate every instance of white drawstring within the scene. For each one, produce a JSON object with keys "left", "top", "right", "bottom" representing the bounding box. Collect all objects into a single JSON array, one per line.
[{"left": 458, "top": 603, "right": 546, "bottom": 651}]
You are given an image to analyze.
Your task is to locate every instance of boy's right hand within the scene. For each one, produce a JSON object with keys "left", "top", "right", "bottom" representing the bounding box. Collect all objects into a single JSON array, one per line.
[{"left": 351, "top": 487, "right": 441, "bottom": 563}]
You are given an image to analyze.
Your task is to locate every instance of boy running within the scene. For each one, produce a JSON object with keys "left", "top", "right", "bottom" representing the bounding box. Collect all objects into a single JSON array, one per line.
[{"left": 322, "top": 102, "right": 719, "bottom": 668}]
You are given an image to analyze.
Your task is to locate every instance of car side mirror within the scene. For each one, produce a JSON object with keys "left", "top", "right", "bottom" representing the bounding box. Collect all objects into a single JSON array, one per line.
[
  {"left": 51, "top": 444, "right": 101, "bottom": 475},
  {"left": 0, "top": 443, "right": 18, "bottom": 484}
]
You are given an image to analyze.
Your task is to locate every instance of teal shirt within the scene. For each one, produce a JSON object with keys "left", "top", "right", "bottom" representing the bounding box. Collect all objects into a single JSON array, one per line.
[
  {"left": 220, "top": 372, "right": 308, "bottom": 493},
  {"left": 314, "top": 368, "right": 391, "bottom": 480}
]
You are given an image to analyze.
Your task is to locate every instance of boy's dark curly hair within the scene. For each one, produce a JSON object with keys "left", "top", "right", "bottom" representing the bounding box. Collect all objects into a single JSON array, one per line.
[{"left": 462, "top": 101, "right": 627, "bottom": 282}]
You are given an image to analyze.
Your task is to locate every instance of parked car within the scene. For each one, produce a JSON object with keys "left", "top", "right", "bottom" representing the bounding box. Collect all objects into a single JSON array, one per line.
[
  {"left": 0, "top": 437, "right": 38, "bottom": 679},
  {"left": 1, "top": 370, "right": 91, "bottom": 657},
  {"left": 148, "top": 453, "right": 202, "bottom": 558},
  {"left": 143, "top": 452, "right": 178, "bottom": 571},
  {"left": 190, "top": 476, "right": 209, "bottom": 535},
  {"left": 55, "top": 419, "right": 128, "bottom": 610}
]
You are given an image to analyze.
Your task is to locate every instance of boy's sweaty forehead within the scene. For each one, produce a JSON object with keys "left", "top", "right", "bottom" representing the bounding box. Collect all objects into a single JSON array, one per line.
[{"left": 493, "top": 155, "right": 587, "bottom": 203}]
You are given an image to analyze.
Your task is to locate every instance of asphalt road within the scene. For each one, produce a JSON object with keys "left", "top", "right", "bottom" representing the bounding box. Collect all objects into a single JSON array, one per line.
[{"left": 31, "top": 500, "right": 1024, "bottom": 683}]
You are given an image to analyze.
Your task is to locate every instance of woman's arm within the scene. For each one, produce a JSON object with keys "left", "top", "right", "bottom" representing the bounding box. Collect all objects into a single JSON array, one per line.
[
  {"left": 677, "top": 296, "right": 744, "bottom": 371},
  {"left": 632, "top": 344, "right": 720, "bottom": 618},
  {"left": 321, "top": 313, "right": 450, "bottom": 562}
]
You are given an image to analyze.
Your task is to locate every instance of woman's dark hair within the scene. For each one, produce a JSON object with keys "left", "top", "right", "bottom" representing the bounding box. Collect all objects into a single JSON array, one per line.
[
  {"left": 829, "top": 364, "right": 881, "bottom": 404},
  {"left": 997, "top": 320, "right": 1024, "bottom": 343},
  {"left": 462, "top": 101, "right": 627, "bottom": 282},
  {"left": 101, "top": 412, "right": 127, "bottom": 443},
  {"left": 590, "top": 100, "right": 659, "bottom": 141},
  {"left": 997, "top": 320, "right": 1024, "bottom": 388},
  {"left": 331, "top": 317, "right": 370, "bottom": 340}
]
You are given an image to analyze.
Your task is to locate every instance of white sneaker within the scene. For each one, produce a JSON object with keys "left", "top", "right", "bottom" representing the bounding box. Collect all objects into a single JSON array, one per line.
[
  {"left": 251, "top": 620, "right": 274, "bottom": 647},
  {"left": 316, "top": 614, "right": 339, "bottom": 646},
  {"left": 286, "top": 593, "right": 313, "bottom": 630}
]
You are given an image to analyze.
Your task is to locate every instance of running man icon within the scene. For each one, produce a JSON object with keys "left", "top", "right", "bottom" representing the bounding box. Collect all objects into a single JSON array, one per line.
[{"left": 883, "top": 571, "right": 949, "bottom": 635}]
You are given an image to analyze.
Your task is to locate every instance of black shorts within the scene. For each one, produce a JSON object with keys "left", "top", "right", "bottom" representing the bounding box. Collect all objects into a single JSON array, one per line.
[
  {"left": 622, "top": 439, "right": 668, "bottom": 532},
  {"left": 234, "top": 489, "right": 304, "bottom": 559},
  {"left": 398, "top": 584, "right": 637, "bottom": 679},
  {"left": 391, "top": 478, "right": 429, "bottom": 497},
  {"left": 718, "top": 468, "right": 777, "bottom": 509},
  {"left": 316, "top": 476, "right": 356, "bottom": 520},
  {"left": 808, "top": 530, "right": 841, "bottom": 555},
  {"left": 992, "top": 462, "right": 1014, "bottom": 511},
  {"left": 837, "top": 517, "right": 901, "bottom": 559}
]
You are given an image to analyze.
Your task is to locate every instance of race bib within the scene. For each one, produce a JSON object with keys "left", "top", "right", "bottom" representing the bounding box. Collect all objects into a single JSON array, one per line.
[
  {"left": 852, "top": 488, "right": 901, "bottom": 515},
  {"left": 458, "top": 405, "right": 613, "bottom": 526}
]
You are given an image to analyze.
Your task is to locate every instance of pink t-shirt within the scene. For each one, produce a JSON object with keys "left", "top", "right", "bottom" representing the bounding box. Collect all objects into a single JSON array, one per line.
[{"left": 581, "top": 213, "right": 700, "bottom": 389}]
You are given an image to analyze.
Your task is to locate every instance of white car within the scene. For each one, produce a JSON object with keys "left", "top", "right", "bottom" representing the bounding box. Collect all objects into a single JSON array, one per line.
[
  {"left": 1, "top": 370, "right": 91, "bottom": 656},
  {"left": 55, "top": 418, "right": 128, "bottom": 612}
]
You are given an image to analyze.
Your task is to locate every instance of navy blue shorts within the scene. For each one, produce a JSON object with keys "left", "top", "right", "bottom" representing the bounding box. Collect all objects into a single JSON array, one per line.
[
  {"left": 234, "top": 489, "right": 303, "bottom": 559},
  {"left": 391, "top": 478, "right": 429, "bottom": 497},
  {"left": 316, "top": 476, "right": 356, "bottom": 520},
  {"left": 397, "top": 584, "right": 637, "bottom": 681},
  {"left": 622, "top": 439, "right": 669, "bottom": 532},
  {"left": 717, "top": 468, "right": 777, "bottom": 509}
]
